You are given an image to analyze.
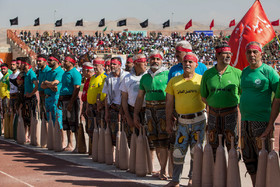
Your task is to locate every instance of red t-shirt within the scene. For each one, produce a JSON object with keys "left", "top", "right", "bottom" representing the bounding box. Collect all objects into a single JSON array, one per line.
[{"left": 81, "top": 78, "right": 90, "bottom": 102}]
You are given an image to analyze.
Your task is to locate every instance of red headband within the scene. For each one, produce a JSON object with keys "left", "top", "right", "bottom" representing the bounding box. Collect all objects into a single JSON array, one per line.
[
  {"left": 105, "top": 61, "right": 111, "bottom": 66},
  {"left": 246, "top": 44, "right": 262, "bottom": 53},
  {"left": 11, "top": 61, "right": 17, "bottom": 64},
  {"left": 93, "top": 59, "right": 105, "bottom": 65},
  {"left": 16, "top": 60, "right": 21, "bottom": 64},
  {"left": 111, "top": 59, "right": 122, "bottom": 65},
  {"left": 1, "top": 66, "right": 8, "bottom": 69},
  {"left": 21, "top": 61, "right": 31, "bottom": 65},
  {"left": 17, "top": 75, "right": 23, "bottom": 80},
  {"left": 216, "top": 47, "right": 231, "bottom": 53},
  {"left": 183, "top": 54, "right": 198, "bottom": 63},
  {"left": 37, "top": 57, "right": 47, "bottom": 62},
  {"left": 134, "top": 58, "right": 147, "bottom": 63},
  {"left": 83, "top": 65, "right": 93, "bottom": 70},
  {"left": 65, "top": 56, "right": 76, "bottom": 64},
  {"left": 150, "top": 54, "right": 163, "bottom": 60},
  {"left": 127, "top": 58, "right": 133, "bottom": 63},
  {"left": 49, "top": 56, "right": 60, "bottom": 63},
  {"left": 176, "top": 46, "right": 192, "bottom": 53}
]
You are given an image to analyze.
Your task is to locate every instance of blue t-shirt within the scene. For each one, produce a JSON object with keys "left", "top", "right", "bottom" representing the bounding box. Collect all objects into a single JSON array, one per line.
[
  {"left": 60, "top": 68, "right": 82, "bottom": 96},
  {"left": 24, "top": 68, "right": 37, "bottom": 94},
  {"left": 44, "top": 66, "right": 64, "bottom": 96},
  {"left": 38, "top": 65, "right": 51, "bottom": 92},
  {"left": 168, "top": 62, "right": 208, "bottom": 81}
]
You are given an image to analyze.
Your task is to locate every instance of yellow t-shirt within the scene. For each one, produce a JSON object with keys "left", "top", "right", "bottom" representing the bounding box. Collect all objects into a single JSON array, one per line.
[
  {"left": 165, "top": 74, "right": 205, "bottom": 114},
  {"left": 0, "top": 73, "right": 10, "bottom": 99},
  {"left": 87, "top": 72, "right": 107, "bottom": 104}
]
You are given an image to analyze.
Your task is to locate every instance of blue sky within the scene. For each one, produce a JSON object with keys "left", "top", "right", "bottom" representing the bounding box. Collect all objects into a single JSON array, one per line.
[{"left": 0, "top": 0, "right": 279, "bottom": 28}]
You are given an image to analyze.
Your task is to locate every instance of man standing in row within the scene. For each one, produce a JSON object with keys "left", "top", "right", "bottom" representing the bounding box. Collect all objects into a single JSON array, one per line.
[
  {"left": 0, "top": 63, "right": 11, "bottom": 118},
  {"left": 165, "top": 53, "right": 206, "bottom": 187},
  {"left": 134, "top": 50, "right": 169, "bottom": 180},
  {"left": 120, "top": 54, "right": 147, "bottom": 144},
  {"left": 59, "top": 55, "right": 81, "bottom": 152},
  {"left": 9, "top": 60, "right": 20, "bottom": 114},
  {"left": 86, "top": 58, "right": 107, "bottom": 138},
  {"left": 22, "top": 57, "right": 38, "bottom": 142},
  {"left": 200, "top": 43, "right": 241, "bottom": 157},
  {"left": 37, "top": 54, "right": 51, "bottom": 121},
  {"left": 103, "top": 57, "right": 128, "bottom": 146},
  {"left": 240, "top": 41, "right": 279, "bottom": 186},
  {"left": 41, "top": 54, "right": 65, "bottom": 147},
  {"left": 81, "top": 61, "right": 94, "bottom": 150}
]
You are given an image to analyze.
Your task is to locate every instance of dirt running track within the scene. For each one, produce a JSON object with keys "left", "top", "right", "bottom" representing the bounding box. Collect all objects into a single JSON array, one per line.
[{"left": 0, "top": 139, "right": 148, "bottom": 187}]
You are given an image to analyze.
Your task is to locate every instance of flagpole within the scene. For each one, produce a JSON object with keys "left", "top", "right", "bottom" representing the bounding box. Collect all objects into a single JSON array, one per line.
[
  {"left": 171, "top": 12, "right": 174, "bottom": 33},
  {"left": 53, "top": 10, "right": 56, "bottom": 35}
]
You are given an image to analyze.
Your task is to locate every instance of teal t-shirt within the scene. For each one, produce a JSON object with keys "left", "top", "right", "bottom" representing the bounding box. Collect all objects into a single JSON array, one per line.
[
  {"left": 38, "top": 65, "right": 51, "bottom": 92},
  {"left": 240, "top": 63, "right": 279, "bottom": 122},
  {"left": 44, "top": 66, "right": 64, "bottom": 96},
  {"left": 200, "top": 65, "right": 242, "bottom": 108},
  {"left": 24, "top": 68, "right": 37, "bottom": 94},
  {"left": 139, "top": 70, "right": 169, "bottom": 101},
  {"left": 60, "top": 68, "right": 82, "bottom": 96}
]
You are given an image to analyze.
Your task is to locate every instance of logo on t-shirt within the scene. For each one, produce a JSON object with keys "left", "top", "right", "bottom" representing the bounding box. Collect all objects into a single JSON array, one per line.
[{"left": 255, "top": 79, "right": 261, "bottom": 85}]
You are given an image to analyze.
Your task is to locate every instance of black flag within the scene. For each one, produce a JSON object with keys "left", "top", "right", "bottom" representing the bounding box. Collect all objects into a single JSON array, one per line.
[
  {"left": 55, "top": 19, "right": 62, "bottom": 27},
  {"left": 117, "top": 19, "right": 126, "bottom": 27},
  {"left": 34, "top": 18, "right": 40, "bottom": 26},
  {"left": 163, "top": 20, "right": 170, "bottom": 28},
  {"left": 98, "top": 18, "right": 105, "bottom": 27},
  {"left": 75, "top": 19, "right": 83, "bottom": 26},
  {"left": 140, "top": 19, "right": 148, "bottom": 28},
  {"left": 10, "top": 17, "right": 18, "bottom": 26}
]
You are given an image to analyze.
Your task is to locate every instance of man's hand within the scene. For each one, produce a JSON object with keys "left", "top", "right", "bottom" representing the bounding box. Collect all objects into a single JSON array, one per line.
[
  {"left": 24, "top": 93, "right": 32, "bottom": 98},
  {"left": 260, "top": 124, "right": 274, "bottom": 138},
  {"left": 105, "top": 110, "right": 110, "bottom": 124},
  {"left": 67, "top": 102, "right": 73, "bottom": 112},
  {"left": 126, "top": 115, "right": 134, "bottom": 128},
  {"left": 133, "top": 114, "right": 141, "bottom": 129},
  {"left": 166, "top": 119, "right": 174, "bottom": 134}
]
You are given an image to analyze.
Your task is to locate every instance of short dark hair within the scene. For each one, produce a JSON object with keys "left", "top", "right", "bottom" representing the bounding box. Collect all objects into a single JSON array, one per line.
[
  {"left": 1, "top": 63, "right": 8, "bottom": 68},
  {"left": 111, "top": 57, "right": 122, "bottom": 63},
  {"left": 215, "top": 42, "right": 230, "bottom": 50},
  {"left": 21, "top": 57, "right": 31, "bottom": 65},
  {"left": 37, "top": 54, "right": 48, "bottom": 60}
]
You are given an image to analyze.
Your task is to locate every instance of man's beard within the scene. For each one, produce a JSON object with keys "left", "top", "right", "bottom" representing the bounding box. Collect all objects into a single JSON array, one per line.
[{"left": 48, "top": 63, "right": 55, "bottom": 68}]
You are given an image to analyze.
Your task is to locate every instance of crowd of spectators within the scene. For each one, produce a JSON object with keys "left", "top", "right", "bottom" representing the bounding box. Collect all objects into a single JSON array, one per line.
[{"left": 18, "top": 30, "right": 280, "bottom": 68}]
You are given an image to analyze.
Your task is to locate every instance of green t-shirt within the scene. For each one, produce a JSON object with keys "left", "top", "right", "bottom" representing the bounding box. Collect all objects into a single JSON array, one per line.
[
  {"left": 240, "top": 63, "right": 279, "bottom": 122},
  {"left": 275, "top": 82, "right": 280, "bottom": 98},
  {"left": 139, "top": 70, "right": 169, "bottom": 101},
  {"left": 200, "top": 65, "right": 241, "bottom": 108}
]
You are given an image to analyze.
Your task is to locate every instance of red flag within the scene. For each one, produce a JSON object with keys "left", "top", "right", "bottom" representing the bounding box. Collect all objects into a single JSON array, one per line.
[
  {"left": 228, "top": 0, "right": 275, "bottom": 70},
  {"left": 271, "top": 19, "right": 279, "bottom": 26},
  {"left": 229, "top": 19, "right": 235, "bottom": 27},
  {"left": 185, "top": 19, "right": 192, "bottom": 30},
  {"left": 209, "top": 19, "right": 214, "bottom": 30}
]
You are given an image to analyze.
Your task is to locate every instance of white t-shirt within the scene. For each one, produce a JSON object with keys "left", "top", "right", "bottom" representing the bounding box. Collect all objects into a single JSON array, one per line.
[
  {"left": 9, "top": 71, "right": 20, "bottom": 94},
  {"left": 0, "top": 72, "right": 3, "bottom": 80},
  {"left": 102, "top": 70, "right": 129, "bottom": 105},
  {"left": 119, "top": 69, "right": 146, "bottom": 107}
]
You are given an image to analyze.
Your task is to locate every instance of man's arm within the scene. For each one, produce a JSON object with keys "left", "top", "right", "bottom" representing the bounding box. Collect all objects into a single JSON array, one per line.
[
  {"left": 133, "top": 90, "right": 145, "bottom": 129},
  {"left": 201, "top": 97, "right": 208, "bottom": 105},
  {"left": 166, "top": 93, "right": 175, "bottom": 134},
  {"left": 260, "top": 98, "right": 280, "bottom": 138},
  {"left": 121, "top": 91, "right": 134, "bottom": 127},
  {"left": 41, "top": 80, "right": 59, "bottom": 90},
  {"left": 67, "top": 85, "right": 80, "bottom": 112},
  {"left": 26, "top": 80, "right": 38, "bottom": 97}
]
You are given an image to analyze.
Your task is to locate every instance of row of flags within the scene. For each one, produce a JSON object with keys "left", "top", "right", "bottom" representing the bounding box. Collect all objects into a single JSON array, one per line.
[
  {"left": 10, "top": 16, "right": 280, "bottom": 29},
  {"left": 10, "top": 17, "right": 168, "bottom": 29},
  {"left": 7, "top": 1, "right": 280, "bottom": 72}
]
